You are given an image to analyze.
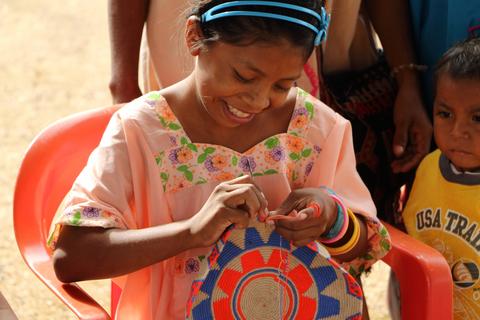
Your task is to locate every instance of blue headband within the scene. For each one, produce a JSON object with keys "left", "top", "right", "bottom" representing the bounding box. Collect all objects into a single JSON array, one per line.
[{"left": 200, "top": 1, "right": 329, "bottom": 46}]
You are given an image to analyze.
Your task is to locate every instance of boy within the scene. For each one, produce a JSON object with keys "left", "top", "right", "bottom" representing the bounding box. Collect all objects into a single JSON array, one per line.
[{"left": 402, "top": 37, "right": 480, "bottom": 319}]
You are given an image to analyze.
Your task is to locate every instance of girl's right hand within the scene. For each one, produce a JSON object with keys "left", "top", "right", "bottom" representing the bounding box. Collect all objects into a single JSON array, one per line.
[{"left": 188, "top": 175, "right": 268, "bottom": 248}]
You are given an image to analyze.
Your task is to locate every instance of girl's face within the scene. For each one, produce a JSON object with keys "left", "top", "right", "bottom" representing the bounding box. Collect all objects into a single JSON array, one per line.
[
  {"left": 433, "top": 74, "right": 480, "bottom": 171},
  {"left": 192, "top": 37, "right": 306, "bottom": 128}
]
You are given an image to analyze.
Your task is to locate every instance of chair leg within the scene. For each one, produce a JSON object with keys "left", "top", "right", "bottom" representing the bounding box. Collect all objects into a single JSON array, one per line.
[
  {"left": 111, "top": 281, "right": 122, "bottom": 319},
  {"left": 0, "top": 291, "right": 18, "bottom": 320}
]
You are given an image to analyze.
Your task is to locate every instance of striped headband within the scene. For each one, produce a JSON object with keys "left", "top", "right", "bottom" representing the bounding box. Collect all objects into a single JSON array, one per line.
[{"left": 200, "top": 1, "right": 329, "bottom": 45}]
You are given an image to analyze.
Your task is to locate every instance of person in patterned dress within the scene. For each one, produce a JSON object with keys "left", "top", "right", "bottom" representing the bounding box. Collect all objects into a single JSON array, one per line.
[{"left": 52, "top": 1, "right": 391, "bottom": 318}]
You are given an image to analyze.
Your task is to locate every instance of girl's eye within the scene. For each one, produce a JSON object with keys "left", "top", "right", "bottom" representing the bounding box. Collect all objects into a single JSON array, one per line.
[
  {"left": 233, "top": 70, "right": 253, "bottom": 83},
  {"left": 274, "top": 84, "right": 290, "bottom": 93},
  {"left": 473, "top": 113, "right": 480, "bottom": 123}
]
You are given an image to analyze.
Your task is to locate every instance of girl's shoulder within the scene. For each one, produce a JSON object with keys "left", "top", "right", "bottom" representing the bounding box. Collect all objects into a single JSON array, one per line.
[
  {"left": 116, "top": 91, "right": 168, "bottom": 122},
  {"left": 115, "top": 91, "right": 181, "bottom": 131},
  {"left": 294, "top": 88, "right": 349, "bottom": 143},
  {"left": 113, "top": 92, "right": 182, "bottom": 150}
]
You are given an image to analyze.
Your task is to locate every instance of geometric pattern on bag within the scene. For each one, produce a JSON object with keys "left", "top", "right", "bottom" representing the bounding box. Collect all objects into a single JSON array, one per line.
[{"left": 186, "top": 219, "right": 363, "bottom": 319}]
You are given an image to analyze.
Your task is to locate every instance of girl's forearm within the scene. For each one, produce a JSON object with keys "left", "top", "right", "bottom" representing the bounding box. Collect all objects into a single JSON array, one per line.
[{"left": 53, "top": 219, "right": 195, "bottom": 283}]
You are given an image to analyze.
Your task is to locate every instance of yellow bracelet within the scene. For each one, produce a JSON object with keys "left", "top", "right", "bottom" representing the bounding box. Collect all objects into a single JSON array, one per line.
[{"left": 323, "top": 209, "right": 360, "bottom": 256}]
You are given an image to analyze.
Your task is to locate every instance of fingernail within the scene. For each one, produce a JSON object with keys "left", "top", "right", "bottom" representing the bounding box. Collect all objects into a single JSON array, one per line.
[
  {"left": 298, "top": 213, "right": 308, "bottom": 220},
  {"left": 266, "top": 220, "right": 275, "bottom": 226}
]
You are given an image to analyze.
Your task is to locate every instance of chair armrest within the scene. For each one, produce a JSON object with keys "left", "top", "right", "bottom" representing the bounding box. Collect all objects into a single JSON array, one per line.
[
  {"left": 33, "top": 259, "right": 110, "bottom": 320},
  {"left": 382, "top": 222, "right": 453, "bottom": 320}
]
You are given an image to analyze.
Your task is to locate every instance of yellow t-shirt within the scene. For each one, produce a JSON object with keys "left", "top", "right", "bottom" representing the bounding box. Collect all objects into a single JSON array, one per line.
[{"left": 403, "top": 150, "right": 480, "bottom": 320}]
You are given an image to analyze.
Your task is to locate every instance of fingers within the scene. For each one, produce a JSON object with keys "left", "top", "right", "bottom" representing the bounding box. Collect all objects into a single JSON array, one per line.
[
  {"left": 222, "top": 182, "right": 268, "bottom": 217},
  {"left": 269, "top": 192, "right": 308, "bottom": 218},
  {"left": 277, "top": 206, "right": 327, "bottom": 228},
  {"left": 391, "top": 127, "right": 432, "bottom": 173},
  {"left": 391, "top": 149, "right": 423, "bottom": 172},
  {"left": 391, "top": 146, "right": 418, "bottom": 172},
  {"left": 226, "top": 175, "right": 269, "bottom": 211},
  {"left": 392, "top": 120, "right": 408, "bottom": 158},
  {"left": 274, "top": 224, "right": 321, "bottom": 247},
  {"left": 223, "top": 207, "right": 251, "bottom": 229},
  {"left": 223, "top": 186, "right": 258, "bottom": 216},
  {"left": 223, "top": 174, "right": 254, "bottom": 185}
]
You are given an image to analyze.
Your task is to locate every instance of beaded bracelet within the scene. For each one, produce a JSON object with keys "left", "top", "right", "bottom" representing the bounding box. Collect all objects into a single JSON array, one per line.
[
  {"left": 323, "top": 209, "right": 361, "bottom": 256},
  {"left": 390, "top": 63, "right": 427, "bottom": 78},
  {"left": 319, "top": 194, "right": 349, "bottom": 244}
]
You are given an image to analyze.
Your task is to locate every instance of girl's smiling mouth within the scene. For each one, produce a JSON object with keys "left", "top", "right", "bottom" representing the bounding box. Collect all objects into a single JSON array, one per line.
[{"left": 224, "top": 103, "right": 255, "bottom": 124}]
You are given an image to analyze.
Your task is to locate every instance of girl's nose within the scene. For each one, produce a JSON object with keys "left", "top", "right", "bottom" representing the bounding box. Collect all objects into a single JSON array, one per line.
[{"left": 243, "top": 89, "right": 270, "bottom": 111}]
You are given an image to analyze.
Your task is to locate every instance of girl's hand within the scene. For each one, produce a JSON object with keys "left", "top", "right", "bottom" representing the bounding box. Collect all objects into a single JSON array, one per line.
[
  {"left": 269, "top": 188, "right": 337, "bottom": 247},
  {"left": 188, "top": 175, "right": 268, "bottom": 248}
]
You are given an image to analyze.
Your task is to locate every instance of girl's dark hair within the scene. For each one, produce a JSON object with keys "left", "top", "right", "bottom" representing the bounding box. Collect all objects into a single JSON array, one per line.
[
  {"left": 434, "top": 37, "right": 480, "bottom": 83},
  {"left": 189, "top": 0, "right": 325, "bottom": 60}
]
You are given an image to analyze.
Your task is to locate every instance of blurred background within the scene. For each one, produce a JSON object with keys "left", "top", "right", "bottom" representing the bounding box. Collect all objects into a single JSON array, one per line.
[{"left": 0, "top": 0, "right": 390, "bottom": 318}]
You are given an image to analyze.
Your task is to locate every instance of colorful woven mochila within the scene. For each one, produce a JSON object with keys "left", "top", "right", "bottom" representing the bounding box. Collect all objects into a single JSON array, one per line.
[{"left": 185, "top": 219, "right": 363, "bottom": 319}]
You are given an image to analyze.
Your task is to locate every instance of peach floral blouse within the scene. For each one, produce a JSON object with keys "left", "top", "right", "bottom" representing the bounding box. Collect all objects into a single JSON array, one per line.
[{"left": 49, "top": 88, "right": 390, "bottom": 320}]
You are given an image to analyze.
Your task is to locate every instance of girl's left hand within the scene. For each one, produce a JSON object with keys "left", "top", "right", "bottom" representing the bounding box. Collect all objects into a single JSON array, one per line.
[{"left": 269, "top": 188, "right": 338, "bottom": 247}]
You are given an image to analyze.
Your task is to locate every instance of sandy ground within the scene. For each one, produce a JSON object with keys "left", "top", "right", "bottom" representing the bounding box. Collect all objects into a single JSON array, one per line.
[{"left": 0, "top": 1, "right": 391, "bottom": 319}]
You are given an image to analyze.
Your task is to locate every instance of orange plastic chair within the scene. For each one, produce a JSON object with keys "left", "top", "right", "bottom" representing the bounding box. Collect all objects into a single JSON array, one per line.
[
  {"left": 382, "top": 223, "right": 453, "bottom": 320},
  {"left": 13, "top": 106, "right": 453, "bottom": 320},
  {"left": 13, "top": 105, "right": 122, "bottom": 320}
]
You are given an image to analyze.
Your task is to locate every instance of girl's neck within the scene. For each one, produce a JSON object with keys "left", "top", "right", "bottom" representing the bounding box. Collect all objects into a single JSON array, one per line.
[{"left": 160, "top": 74, "right": 296, "bottom": 153}]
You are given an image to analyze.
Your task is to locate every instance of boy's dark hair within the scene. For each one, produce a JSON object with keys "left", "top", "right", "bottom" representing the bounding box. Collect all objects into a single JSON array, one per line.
[
  {"left": 434, "top": 37, "right": 480, "bottom": 83},
  {"left": 189, "top": 0, "right": 325, "bottom": 60}
]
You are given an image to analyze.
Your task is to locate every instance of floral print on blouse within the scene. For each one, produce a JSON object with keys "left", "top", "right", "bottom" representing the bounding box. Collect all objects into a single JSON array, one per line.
[{"left": 150, "top": 90, "right": 322, "bottom": 194}]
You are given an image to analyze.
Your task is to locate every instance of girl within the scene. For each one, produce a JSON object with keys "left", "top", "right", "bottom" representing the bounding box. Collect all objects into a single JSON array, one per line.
[{"left": 51, "top": 0, "right": 391, "bottom": 318}]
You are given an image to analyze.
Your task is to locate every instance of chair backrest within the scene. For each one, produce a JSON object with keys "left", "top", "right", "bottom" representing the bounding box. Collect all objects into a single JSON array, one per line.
[
  {"left": 13, "top": 105, "right": 122, "bottom": 320},
  {"left": 382, "top": 223, "right": 453, "bottom": 320}
]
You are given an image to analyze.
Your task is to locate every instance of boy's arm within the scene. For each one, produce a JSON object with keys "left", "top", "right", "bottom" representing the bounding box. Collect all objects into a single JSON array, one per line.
[
  {"left": 366, "top": 0, "right": 432, "bottom": 173},
  {"left": 108, "top": 0, "right": 150, "bottom": 104}
]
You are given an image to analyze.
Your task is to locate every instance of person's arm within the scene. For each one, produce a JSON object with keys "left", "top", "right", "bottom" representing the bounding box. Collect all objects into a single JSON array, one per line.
[
  {"left": 269, "top": 188, "right": 370, "bottom": 263},
  {"left": 108, "top": 0, "right": 150, "bottom": 104},
  {"left": 53, "top": 175, "right": 267, "bottom": 283},
  {"left": 322, "top": 0, "right": 362, "bottom": 74},
  {"left": 366, "top": 0, "right": 432, "bottom": 173},
  {"left": 53, "top": 222, "right": 193, "bottom": 283}
]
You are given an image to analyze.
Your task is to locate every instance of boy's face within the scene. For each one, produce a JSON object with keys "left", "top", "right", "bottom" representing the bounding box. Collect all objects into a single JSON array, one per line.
[{"left": 434, "top": 74, "right": 480, "bottom": 171}]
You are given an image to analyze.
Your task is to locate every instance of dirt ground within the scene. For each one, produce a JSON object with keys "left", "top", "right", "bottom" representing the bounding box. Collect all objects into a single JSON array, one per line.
[{"left": 0, "top": 1, "right": 391, "bottom": 319}]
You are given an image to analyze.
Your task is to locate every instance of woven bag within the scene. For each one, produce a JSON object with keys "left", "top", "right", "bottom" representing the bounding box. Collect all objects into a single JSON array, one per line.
[{"left": 186, "top": 219, "right": 363, "bottom": 319}]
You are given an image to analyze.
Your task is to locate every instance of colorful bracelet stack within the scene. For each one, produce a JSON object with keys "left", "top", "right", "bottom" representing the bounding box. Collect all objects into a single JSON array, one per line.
[
  {"left": 320, "top": 194, "right": 348, "bottom": 244},
  {"left": 322, "top": 209, "right": 361, "bottom": 256},
  {"left": 318, "top": 187, "right": 361, "bottom": 256}
]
